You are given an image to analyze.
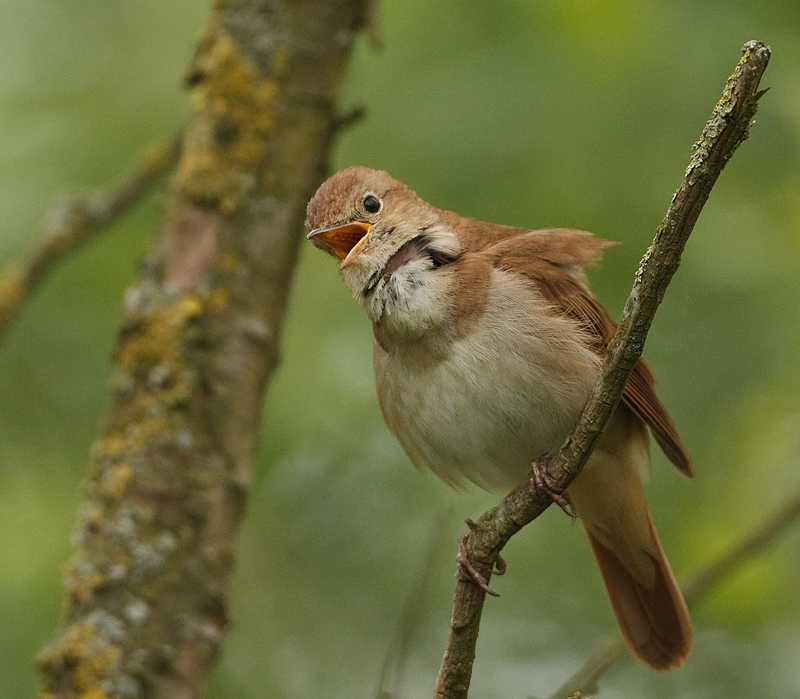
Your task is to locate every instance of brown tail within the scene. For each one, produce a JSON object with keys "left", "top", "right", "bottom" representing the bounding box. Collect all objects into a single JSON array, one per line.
[
  {"left": 584, "top": 522, "right": 691, "bottom": 670},
  {"left": 567, "top": 405, "right": 692, "bottom": 670}
]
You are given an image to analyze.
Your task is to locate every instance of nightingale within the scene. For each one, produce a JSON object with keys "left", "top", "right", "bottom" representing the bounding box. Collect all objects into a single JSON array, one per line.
[{"left": 305, "top": 166, "right": 693, "bottom": 671}]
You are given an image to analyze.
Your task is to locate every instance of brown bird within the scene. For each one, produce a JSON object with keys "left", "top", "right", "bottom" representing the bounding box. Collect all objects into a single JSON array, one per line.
[{"left": 305, "top": 166, "right": 693, "bottom": 671}]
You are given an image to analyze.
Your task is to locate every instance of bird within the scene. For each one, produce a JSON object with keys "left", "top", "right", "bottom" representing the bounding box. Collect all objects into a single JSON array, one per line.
[{"left": 305, "top": 166, "right": 693, "bottom": 671}]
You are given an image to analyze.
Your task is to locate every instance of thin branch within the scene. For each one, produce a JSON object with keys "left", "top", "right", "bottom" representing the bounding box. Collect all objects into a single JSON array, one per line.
[
  {"left": 682, "top": 487, "right": 800, "bottom": 605},
  {"left": 0, "top": 138, "right": 180, "bottom": 340},
  {"left": 545, "top": 637, "right": 627, "bottom": 699},
  {"left": 376, "top": 509, "right": 454, "bottom": 699},
  {"left": 434, "top": 40, "right": 771, "bottom": 699},
  {"left": 548, "top": 484, "right": 800, "bottom": 699}
]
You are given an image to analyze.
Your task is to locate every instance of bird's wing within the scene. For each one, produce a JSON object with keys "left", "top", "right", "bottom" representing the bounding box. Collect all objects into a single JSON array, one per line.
[{"left": 487, "top": 228, "right": 693, "bottom": 477}]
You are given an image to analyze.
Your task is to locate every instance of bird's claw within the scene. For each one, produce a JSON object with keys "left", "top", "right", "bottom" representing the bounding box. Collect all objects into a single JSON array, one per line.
[
  {"left": 464, "top": 519, "right": 506, "bottom": 575},
  {"left": 457, "top": 535, "right": 501, "bottom": 596},
  {"left": 529, "top": 458, "right": 578, "bottom": 521}
]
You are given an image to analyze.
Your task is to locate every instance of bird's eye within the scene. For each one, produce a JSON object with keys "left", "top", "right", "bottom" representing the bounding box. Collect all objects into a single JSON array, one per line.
[{"left": 363, "top": 194, "right": 381, "bottom": 214}]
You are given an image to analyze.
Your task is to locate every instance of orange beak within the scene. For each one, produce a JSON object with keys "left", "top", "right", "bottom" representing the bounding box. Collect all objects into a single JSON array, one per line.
[{"left": 307, "top": 221, "right": 371, "bottom": 268}]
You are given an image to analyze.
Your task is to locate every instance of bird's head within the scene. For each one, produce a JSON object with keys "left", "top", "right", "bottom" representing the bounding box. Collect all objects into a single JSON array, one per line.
[{"left": 306, "top": 167, "right": 462, "bottom": 322}]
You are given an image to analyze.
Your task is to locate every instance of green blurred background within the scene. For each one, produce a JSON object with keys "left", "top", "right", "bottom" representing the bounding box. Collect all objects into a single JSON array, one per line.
[{"left": 1, "top": 1, "right": 799, "bottom": 697}]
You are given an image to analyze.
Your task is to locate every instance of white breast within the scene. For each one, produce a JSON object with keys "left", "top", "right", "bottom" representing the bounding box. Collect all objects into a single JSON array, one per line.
[{"left": 374, "top": 268, "right": 602, "bottom": 491}]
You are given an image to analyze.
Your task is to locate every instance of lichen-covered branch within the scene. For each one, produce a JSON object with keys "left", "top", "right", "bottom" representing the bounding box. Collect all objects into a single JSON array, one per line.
[
  {"left": 0, "top": 139, "right": 179, "bottom": 341},
  {"left": 36, "top": 1, "right": 367, "bottom": 698},
  {"left": 434, "top": 40, "right": 771, "bottom": 699},
  {"left": 548, "top": 483, "right": 800, "bottom": 699}
]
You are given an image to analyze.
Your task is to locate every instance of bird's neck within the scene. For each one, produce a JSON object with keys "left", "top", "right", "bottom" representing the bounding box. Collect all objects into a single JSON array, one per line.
[
  {"left": 354, "top": 224, "right": 461, "bottom": 337},
  {"left": 363, "top": 257, "right": 454, "bottom": 339}
]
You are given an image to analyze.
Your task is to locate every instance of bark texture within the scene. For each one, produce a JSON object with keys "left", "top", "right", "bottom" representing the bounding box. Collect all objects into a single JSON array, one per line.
[{"left": 37, "top": 2, "right": 367, "bottom": 697}]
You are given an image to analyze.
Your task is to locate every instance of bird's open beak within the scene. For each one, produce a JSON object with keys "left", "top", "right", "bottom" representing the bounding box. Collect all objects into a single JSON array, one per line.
[{"left": 307, "top": 222, "right": 372, "bottom": 268}]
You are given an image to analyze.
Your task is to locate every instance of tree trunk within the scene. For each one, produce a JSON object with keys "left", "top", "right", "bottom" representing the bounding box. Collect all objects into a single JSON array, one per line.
[{"left": 36, "top": 1, "right": 367, "bottom": 697}]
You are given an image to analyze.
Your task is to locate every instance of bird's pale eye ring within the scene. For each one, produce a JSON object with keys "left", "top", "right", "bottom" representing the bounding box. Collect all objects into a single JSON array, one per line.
[{"left": 363, "top": 193, "right": 382, "bottom": 214}]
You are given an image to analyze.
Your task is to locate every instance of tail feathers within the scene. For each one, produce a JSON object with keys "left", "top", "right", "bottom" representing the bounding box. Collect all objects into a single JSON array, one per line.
[{"left": 585, "top": 524, "right": 692, "bottom": 671}]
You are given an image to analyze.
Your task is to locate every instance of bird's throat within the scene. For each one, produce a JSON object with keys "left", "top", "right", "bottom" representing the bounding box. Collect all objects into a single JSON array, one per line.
[{"left": 364, "top": 233, "right": 459, "bottom": 298}]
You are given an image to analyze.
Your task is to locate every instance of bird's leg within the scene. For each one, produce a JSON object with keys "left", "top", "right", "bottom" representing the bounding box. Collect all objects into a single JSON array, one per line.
[{"left": 529, "top": 457, "right": 577, "bottom": 521}]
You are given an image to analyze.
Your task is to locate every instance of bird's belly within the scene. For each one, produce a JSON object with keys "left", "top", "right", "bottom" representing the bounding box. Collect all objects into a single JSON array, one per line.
[{"left": 374, "top": 325, "right": 601, "bottom": 491}]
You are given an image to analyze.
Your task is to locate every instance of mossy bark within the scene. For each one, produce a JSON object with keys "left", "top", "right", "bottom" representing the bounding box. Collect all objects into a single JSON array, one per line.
[{"left": 37, "top": 2, "right": 367, "bottom": 697}]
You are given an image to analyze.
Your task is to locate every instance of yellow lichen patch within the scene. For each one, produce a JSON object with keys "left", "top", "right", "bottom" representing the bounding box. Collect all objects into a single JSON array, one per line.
[
  {"left": 63, "top": 545, "right": 111, "bottom": 602},
  {"left": 218, "top": 252, "right": 237, "bottom": 271},
  {"left": 82, "top": 503, "right": 105, "bottom": 529},
  {"left": 176, "top": 24, "right": 280, "bottom": 213},
  {"left": 97, "top": 436, "right": 127, "bottom": 458},
  {"left": 271, "top": 47, "right": 291, "bottom": 78},
  {"left": 114, "top": 294, "right": 203, "bottom": 377},
  {"left": 101, "top": 293, "right": 205, "bottom": 480},
  {"left": 64, "top": 562, "right": 106, "bottom": 602},
  {"left": 78, "top": 690, "right": 108, "bottom": 699},
  {"left": 37, "top": 619, "right": 119, "bottom": 696},
  {"left": 178, "top": 295, "right": 204, "bottom": 320},
  {"left": 207, "top": 287, "right": 229, "bottom": 313},
  {"left": 99, "top": 464, "right": 134, "bottom": 500}
]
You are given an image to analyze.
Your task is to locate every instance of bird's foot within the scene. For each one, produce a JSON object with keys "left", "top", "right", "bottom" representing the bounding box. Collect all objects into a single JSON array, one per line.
[
  {"left": 465, "top": 518, "right": 506, "bottom": 575},
  {"left": 528, "top": 457, "right": 577, "bottom": 521},
  {"left": 457, "top": 528, "right": 501, "bottom": 597}
]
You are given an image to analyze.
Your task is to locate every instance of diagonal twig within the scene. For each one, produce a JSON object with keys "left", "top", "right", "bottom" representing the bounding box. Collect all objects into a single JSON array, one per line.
[
  {"left": 0, "top": 137, "right": 180, "bottom": 341},
  {"left": 434, "top": 40, "right": 771, "bottom": 699}
]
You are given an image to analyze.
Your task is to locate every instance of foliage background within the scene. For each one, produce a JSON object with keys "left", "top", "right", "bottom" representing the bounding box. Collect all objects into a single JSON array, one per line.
[{"left": 1, "top": 1, "right": 799, "bottom": 697}]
